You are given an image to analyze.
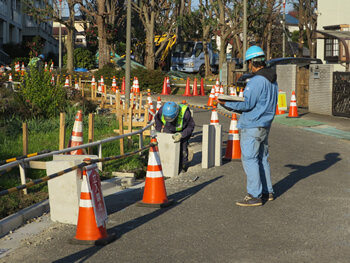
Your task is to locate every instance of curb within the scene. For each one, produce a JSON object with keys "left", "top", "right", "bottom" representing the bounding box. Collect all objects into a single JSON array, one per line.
[{"left": 0, "top": 177, "right": 127, "bottom": 238}]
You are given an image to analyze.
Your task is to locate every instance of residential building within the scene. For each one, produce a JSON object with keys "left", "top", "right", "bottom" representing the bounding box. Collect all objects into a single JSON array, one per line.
[{"left": 316, "top": 0, "right": 350, "bottom": 71}]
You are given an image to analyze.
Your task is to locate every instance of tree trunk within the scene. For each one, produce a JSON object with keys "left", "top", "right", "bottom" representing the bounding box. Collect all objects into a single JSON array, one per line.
[
  {"left": 97, "top": 0, "right": 109, "bottom": 68},
  {"left": 144, "top": 2, "right": 155, "bottom": 70},
  {"left": 298, "top": 0, "right": 304, "bottom": 57},
  {"left": 203, "top": 41, "right": 211, "bottom": 76},
  {"left": 219, "top": 37, "right": 226, "bottom": 73},
  {"left": 66, "top": 29, "right": 74, "bottom": 73}
]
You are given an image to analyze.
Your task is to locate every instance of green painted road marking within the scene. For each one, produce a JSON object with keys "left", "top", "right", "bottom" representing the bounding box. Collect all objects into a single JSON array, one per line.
[
  {"left": 303, "top": 125, "right": 350, "bottom": 141},
  {"left": 273, "top": 114, "right": 324, "bottom": 127}
]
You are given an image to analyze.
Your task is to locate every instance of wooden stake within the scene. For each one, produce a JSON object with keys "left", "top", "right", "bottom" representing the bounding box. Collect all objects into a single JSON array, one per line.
[
  {"left": 22, "top": 123, "right": 28, "bottom": 155},
  {"left": 88, "top": 113, "right": 94, "bottom": 154},
  {"left": 59, "top": 112, "right": 66, "bottom": 150}
]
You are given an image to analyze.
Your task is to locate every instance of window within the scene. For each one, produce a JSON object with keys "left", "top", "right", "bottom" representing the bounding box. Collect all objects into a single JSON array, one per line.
[{"left": 324, "top": 38, "right": 339, "bottom": 62}]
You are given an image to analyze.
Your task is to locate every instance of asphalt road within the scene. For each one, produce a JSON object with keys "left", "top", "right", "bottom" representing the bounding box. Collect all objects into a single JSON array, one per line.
[{"left": 1, "top": 97, "right": 350, "bottom": 263}]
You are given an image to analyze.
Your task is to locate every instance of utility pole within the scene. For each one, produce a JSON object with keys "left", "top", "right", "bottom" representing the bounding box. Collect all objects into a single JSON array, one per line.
[
  {"left": 242, "top": 0, "right": 247, "bottom": 71},
  {"left": 282, "top": 0, "right": 286, "bottom": 57},
  {"left": 59, "top": 0, "right": 62, "bottom": 70},
  {"left": 125, "top": 0, "right": 131, "bottom": 107}
]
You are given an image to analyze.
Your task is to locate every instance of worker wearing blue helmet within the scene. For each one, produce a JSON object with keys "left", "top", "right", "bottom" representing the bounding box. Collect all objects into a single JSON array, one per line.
[
  {"left": 218, "top": 45, "right": 278, "bottom": 207},
  {"left": 28, "top": 54, "right": 45, "bottom": 71},
  {"left": 155, "top": 101, "right": 195, "bottom": 174}
]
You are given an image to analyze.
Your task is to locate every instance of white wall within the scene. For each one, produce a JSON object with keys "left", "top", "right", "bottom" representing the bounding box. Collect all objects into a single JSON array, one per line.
[{"left": 317, "top": 0, "right": 350, "bottom": 71}]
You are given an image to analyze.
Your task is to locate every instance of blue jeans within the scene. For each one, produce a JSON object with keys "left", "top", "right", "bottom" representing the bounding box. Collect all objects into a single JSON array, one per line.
[{"left": 240, "top": 127, "right": 273, "bottom": 198}]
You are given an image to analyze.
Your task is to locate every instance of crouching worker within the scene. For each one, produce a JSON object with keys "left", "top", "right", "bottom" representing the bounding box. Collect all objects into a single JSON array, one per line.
[{"left": 155, "top": 101, "right": 195, "bottom": 174}]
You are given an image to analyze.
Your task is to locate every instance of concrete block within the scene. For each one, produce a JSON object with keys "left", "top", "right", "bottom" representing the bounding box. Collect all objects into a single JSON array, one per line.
[
  {"left": 47, "top": 154, "right": 98, "bottom": 225},
  {"left": 121, "top": 177, "right": 135, "bottom": 188},
  {"left": 112, "top": 172, "right": 135, "bottom": 178},
  {"left": 156, "top": 132, "right": 180, "bottom": 177},
  {"left": 214, "top": 125, "right": 222, "bottom": 166},
  {"left": 202, "top": 125, "right": 216, "bottom": 169},
  {"left": 0, "top": 213, "right": 23, "bottom": 237}
]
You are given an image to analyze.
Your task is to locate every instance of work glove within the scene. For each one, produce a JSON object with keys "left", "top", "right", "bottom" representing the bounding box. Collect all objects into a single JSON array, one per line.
[{"left": 172, "top": 132, "right": 182, "bottom": 143}]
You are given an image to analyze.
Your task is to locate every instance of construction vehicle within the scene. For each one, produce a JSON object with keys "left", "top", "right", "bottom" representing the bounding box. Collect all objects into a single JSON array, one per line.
[{"left": 170, "top": 41, "right": 219, "bottom": 76}]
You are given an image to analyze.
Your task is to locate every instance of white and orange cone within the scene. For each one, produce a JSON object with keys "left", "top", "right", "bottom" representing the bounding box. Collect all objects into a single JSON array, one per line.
[
  {"left": 166, "top": 77, "right": 171, "bottom": 94},
  {"left": 91, "top": 76, "right": 96, "bottom": 89},
  {"left": 219, "top": 85, "right": 224, "bottom": 95},
  {"left": 156, "top": 96, "right": 162, "bottom": 113},
  {"left": 71, "top": 164, "right": 115, "bottom": 245},
  {"left": 287, "top": 90, "right": 299, "bottom": 118},
  {"left": 238, "top": 87, "right": 244, "bottom": 98},
  {"left": 229, "top": 87, "right": 236, "bottom": 96},
  {"left": 207, "top": 86, "right": 215, "bottom": 107},
  {"left": 100, "top": 76, "right": 105, "bottom": 93},
  {"left": 21, "top": 63, "right": 25, "bottom": 75},
  {"left": 210, "top": 106, "right": 219, "bottom": 125},
  {"left": 134, "top": 77, "right": 140, "bottom": 94},
  {"left": 44, "top": 62, "right": 48, "bottom": 71},
  {"left": 9, "top": 73, "right": 13, "bottom": 82},
  {"left": 51, "top": 74, "right": 55, "bottom": 85},
  {"left": 15, "top": 62, "right": 20, "bottom": 72},
  {"left": 147, "top": 89, "right": 155, "bottom": 121},
  {"left": 50, "top": 62, "right": 54, "bottom": 72},
  {"left": 224, "top": 114, "right": 241, "bottom": 161},
  {"left": 137, "top": 138, "right": 173, "bottom": 208},
  {"left": 111, "top": 76, "right": 117, "bottom": 92},
  {"left": 67, "top": 110, "right": 84, "bottom": 155},
  {"left": 64, "top": 76, "right": 70, "bottom": 87}
]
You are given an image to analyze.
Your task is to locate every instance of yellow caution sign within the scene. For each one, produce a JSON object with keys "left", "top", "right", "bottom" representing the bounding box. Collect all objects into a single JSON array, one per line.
[{"left": 278, "top": 91, "right": 287, "bottom": 111}]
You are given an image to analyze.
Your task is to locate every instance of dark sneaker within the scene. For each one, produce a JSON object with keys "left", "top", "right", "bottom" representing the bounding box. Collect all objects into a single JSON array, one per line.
[
  {"left": 236, "top": 194, "right": 262, "bottom": 207},
  {"left": 262, "top": 193, "right": 274, "bottom": 201}
]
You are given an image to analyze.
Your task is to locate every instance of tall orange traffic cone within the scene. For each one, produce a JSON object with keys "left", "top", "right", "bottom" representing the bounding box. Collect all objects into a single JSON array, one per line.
[
  {"left": 183, "top": 77, "right": 192, "bottom": 96},
  {"left": 207, "top": 86, "right": 215, "bottom": 107},
  {"left": 137, "top": 138, "right": 173, "bottom": 208},
  {"left": 224, "top": 114, "right": 241, "bottom": 161},
  {"left": 210, "top": 106, "right": 219, "bottom": 125},
  {"left": 192, "top": 78, "right": 199, "bottom": 96},
  {"left": 121, "top": 76, "right": 125, "bottom": 94},
  {"left": 100, "top": 76, "right": 105, "bottom": 93},
  {"left": 166, "top": 77, "right": 171, "bottom": 94},
  {"left": 156, "top": 96, "right": 162, "bottom": 113},
  {"left": 71, "top": 164, "right": 116, "bottom": 245},
  {"left": 287, "top": 91, "right": 299, "bottom": 118},
  {"left": 64, "top": 76, "right": 70, "bottom": 87},
  {"left": 9, "top": 73, "right": 13, "bottom": 82},
  {"left": 67, "top": 110, "right": 84, "bottom": 155},
  {"left": 200, "top": 78, "right": 205, "bottom": 96},
  {"left": 161, "top": 77, "right": 169, "bottom": 95},
  {"left": 134, "top": 77, "right": 140, "bottom": 94}
]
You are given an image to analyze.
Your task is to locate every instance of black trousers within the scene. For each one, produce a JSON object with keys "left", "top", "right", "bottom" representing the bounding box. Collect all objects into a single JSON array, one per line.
[{"left": 179, "top": 136, "right": 190, "bottom": 171}]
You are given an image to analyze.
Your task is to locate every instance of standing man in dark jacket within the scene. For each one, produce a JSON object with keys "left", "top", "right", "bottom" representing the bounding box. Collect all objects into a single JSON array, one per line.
[
  {"left": 155, "top": 101, "right": 195, "bottom": 174},
  {"left": 218, "top": 45, "right": 278, "bottom": 207}
]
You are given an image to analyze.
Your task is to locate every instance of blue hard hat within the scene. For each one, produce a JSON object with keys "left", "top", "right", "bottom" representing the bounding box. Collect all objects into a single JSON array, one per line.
[
  {"left": 38, "top": 54, "right": 45, "bottom": 60},
  {"left": 162, "top": 102, "right": 179, "bottom": 122},
  {"left": 245, "top": 46, "right": 265, "bottom": 62}
]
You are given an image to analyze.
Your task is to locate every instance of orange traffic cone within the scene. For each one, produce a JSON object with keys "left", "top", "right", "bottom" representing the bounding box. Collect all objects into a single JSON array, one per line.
[
  {"left": 15, "top": 62, "right": 20, "bottom": 72},
  {"left": 229, "top": 87, "right": 236, "bottom": 96},
  {"left": 91, "top": 76, "right": 96, "bottom": 88},
  {"left": 275, "top": 103, "right": 285, "bottom": 115},
  {"left": 192, "top": 78, "right": 199, "bottom": 96},
  {"left": 166, "top": 77, "right": 171, "bottom": 94},
  {"left": 137, "top": 138, "right": 173, "bottom": 208},
  {"left": 71, "top": 164, "right": 116, "bottom": 245},
  {"left": 156, "top": 96, "right": 162, "bottom": 113},
  {"left": 64, "top": 76, "right": 70, "bottom": 87},
  {"left": 121, "top": 76, "right": 125, "bottom": 94},
  {"left": 224, "top": 114, "right": 241, "bottom": 161},
  {"left": 219, "top": 85, "right": 224, "bottom": 95},
  {"left": 51, "top": 74, "right": 55, "bottom": 85},
  {"left": 161, "top": 77, "right": 169, "bottom": 95},
  {"left": 147, "top": 90, "right": 155, "bottom": 121},
  {"left": 112, "top": 76, "right": 117, "bottom": 92},
  {"left": 238, "top": 87, "right": 244, "bottom": 98},
  {"left": 287, "top": 91, "right": 299, "bottom": 118},
  {"left": 44, "top": 62, "right": 48, "bottom": 71},
  {"left": 9, "top": 73, "right": 13, "bottom": 82},
  {"left": 134, "top": 77, "right": 140, "bottom": 94},
  {"left": 210, "top": 106, "right": 219, "bottom": 125},
  {"left": 183, "top": 77, "right": 192, "bottom": 96},
  {"left": 67, "top": 110, "right": 84, "bottom": 155},
  {"left": 100, "top": 76, "right": 105, "bottom": 93},
  {"left": 200, "top": 78, "right": 205, "bottom": 96},
  {"left": 207, "top": 86, "right": 215, "bottom": 107},
  {"left": 50, "top": 62, "right": 54, "bottom": 72},
  {"left": 21, "top": 63, "right": 25, "bottom": 76}
]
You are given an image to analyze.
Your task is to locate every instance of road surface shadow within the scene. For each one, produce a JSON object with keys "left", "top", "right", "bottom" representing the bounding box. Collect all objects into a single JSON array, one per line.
[
  {"left": 274, "top": 152, "right": 341, "bottom": 198},
  {"left": 53, "top": 176, "right": 223, "bottom": 263}
]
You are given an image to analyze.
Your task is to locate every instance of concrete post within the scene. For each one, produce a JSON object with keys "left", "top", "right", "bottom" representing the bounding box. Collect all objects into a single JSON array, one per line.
[
  {"left": 156, "top": 133, "right": 180, "bottom": 178},
  {"left": 201, "top": 125, "right": 216, "bottom": 169}
]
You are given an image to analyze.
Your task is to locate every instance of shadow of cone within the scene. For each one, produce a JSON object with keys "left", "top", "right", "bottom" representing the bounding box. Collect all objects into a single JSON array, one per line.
[
  {"left": 224, "top": 114, "right": 241, "bottom": 161},
  {"left": 67, "top": 110, "right": 85, "bottom": 155},
  {"left": 183, "top": 77, "right": 192, "bottom": 96},
  {"left": 71, "top": 165, "right": 116, "bottom": 245},
  {"left": 137, "top": 138, "right": 173, "bottom": 208},
  {"left": 287, "top": 91, "right": 300, "bottom": 118}
]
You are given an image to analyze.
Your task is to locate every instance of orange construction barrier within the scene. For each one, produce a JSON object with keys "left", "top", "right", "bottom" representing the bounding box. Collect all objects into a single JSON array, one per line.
[
  {"left": 224, "top": 114, "right": 241, "bottom": 161},
  {"left": 207, "top": 86, "right": 215, "bottom": 107},
  {"left": 192, "top": 78, "right": 199, "bottom": 96},
  {"left": 210, "top": 106, "right": 219, "bottom": 125},
  {"left": 71, "top": 163, "right": 116, "bottom": 245},
  {"left": 287, "top": 90, "right": 299, "bottom": 118},
  {"left": 183, "top": 77, "right": 192, "bottom": 96},
  {"left": 67, "top": 110, "right": 84, "bottom": 155},
  {"left": 137, "top": 138, "right": 173, "bottom": 208},
  {"left": 200, "top": 78, "right": 205, "bottom": 96},
  {"left": 161, "top": 77, "right": 169, "bottom": 95}
]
